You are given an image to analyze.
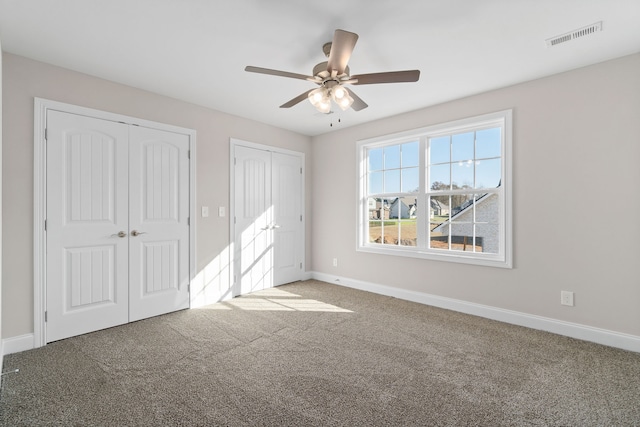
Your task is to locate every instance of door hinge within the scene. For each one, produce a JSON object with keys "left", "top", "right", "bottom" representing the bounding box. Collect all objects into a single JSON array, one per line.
[
  {"left": 187, "top": 217, "right": 190, "bottom": 226},
  {"left": 300, "top": 262, "right": 302, "bottom": 269},
  {"left": 187, "top": 284, "right": 190, "bottom": 292},
  {"left": 44, "top": 219, "right": 47, "bottom": 231},
  {"left": 300, "top": 215, "right": 303, "bottom": 222},
  {"left": 44, "top": 128, "right": 48, "bottom": 141},
  {"left": 188, "top": 150, "right": 191, "bottom": 159},
  {"left": 300, "top": 167, "right": 302, "bottom": 174},
  {"left": 44, "top": 311, "right": 48, "bottom": 322}
]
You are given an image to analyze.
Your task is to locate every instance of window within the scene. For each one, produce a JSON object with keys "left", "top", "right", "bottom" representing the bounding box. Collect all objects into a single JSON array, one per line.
[{"left": 357, "top": 110, "right": 512, "bottom": 268}]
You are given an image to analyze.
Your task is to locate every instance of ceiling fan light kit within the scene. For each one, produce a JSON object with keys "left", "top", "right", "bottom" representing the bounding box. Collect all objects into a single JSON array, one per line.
[{"left": 245, "top": 29, "right": 420, "bottom": 115}]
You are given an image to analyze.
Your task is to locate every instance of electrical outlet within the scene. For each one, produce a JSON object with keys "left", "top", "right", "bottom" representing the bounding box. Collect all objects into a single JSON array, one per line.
[
  {"left": 333, "top": 258, "right": 338, "bottom": 267},
  {"left": 561, "top": 291, "right": 574, "bottom": 306},
  {"left": 218, "top": 206, "right": 225, "bottom": 217},
  {"left": 201, "top": 206, "right": 209, "bottom": 217}
]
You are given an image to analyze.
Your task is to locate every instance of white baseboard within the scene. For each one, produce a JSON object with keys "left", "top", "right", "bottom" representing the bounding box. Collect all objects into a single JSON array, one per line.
[
  {"left": 311, "top": 272, "right": 640, "bottom": 353},
  {"left": 6, "top": 275, "right": 638, "bottom": 355},
  {"left": 2, "top": 334, "right": 35, "bottom": 356}
]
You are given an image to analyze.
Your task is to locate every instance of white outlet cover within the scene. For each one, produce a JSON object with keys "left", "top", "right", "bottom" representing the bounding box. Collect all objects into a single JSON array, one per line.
[
  {"left": 561, "top": 291, "right": 574, "bottom": 306},
  {"left": 201, "top": 206, "right": 209, "bottom": 217},
  {"left": 218, "top": 207, "right": 225, "bottom": 217}
]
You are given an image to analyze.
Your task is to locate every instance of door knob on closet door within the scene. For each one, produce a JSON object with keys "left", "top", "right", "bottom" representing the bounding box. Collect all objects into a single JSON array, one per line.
[
  {"left": 111, "top": 231, "right": 127, "bottom": 238},
  {"left": 130, "top": 230, "right": 147, "bottom": 237}
]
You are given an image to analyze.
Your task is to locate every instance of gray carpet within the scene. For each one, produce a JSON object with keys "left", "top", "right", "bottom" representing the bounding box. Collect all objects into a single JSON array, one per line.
[{"left": 1, "top": 280, "right": 639, "bottom": 426}]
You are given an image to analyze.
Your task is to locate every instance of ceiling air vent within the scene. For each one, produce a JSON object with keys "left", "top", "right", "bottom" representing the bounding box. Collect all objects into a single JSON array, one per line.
[{"left": 546, "top": 21, "right": 603, "bottom": 47}]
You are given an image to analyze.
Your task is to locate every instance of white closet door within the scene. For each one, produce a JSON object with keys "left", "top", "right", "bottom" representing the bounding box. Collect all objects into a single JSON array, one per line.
[
  {"left": 46, "top": 111, "right": 191, "bottom": 342},
  {"left": 233, "top": 145, "right": 303, "bottom": 297},
  {"left": 272, "top": 152, "right": 302, "bottom": 286},
  {"left": 128, "top": 126, "right": 190, "bottom": 321},
  {"left": 234, "top": 145, "right": 273, "bottom": 295},
  {"left": 46, "top": 111, "right": 129, "bottom": 342}
]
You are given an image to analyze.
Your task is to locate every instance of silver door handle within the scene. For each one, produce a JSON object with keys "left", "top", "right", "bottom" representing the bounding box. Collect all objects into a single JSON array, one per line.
[
  {"left": 131, "top": 230, "right": 147, "bottom": 237},
  {"left": 111, "top": 231, "right": 127, "bottom": 238},
  {"left": 260, "top": 225, "right": 280, "bottom": 230}
]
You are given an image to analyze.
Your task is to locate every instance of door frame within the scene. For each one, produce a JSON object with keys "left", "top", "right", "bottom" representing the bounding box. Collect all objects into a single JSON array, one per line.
[
  {"left": 229, "top": 138, "right": 306, "bottom": 297},
  {"left": 33, "top": 98, "right": 196, "bottom": 348}
]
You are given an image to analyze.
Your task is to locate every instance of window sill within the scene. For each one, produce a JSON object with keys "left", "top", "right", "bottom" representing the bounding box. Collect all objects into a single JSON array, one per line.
[{"left": 357, "top": 244, "right": 512, "bottom": 269}]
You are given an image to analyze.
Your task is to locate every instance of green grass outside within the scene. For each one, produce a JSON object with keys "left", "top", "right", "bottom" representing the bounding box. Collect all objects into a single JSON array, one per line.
[{"left": 369, "top": 219, "right": 418, "bottom": 227}]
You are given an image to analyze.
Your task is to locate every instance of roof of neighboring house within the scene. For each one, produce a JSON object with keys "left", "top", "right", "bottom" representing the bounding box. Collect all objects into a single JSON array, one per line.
[
  {"left": 390, "top": 197, "right": 417, "bottom": 207},
  {"left": 431, "top": 192, "right": 494, "bottom": 233},
  {"left": 430, "top": 198, "right": 449, "bottom": 211}
]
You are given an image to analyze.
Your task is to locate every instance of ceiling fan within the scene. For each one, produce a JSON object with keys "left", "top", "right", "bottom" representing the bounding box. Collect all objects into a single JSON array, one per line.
[{"left": 245, "top": 29, "right": 420, "bottom": 113}]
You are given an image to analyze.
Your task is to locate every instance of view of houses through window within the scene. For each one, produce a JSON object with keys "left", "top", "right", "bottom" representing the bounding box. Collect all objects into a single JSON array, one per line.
[{"left": 359, "top": 110, "right": 511, "bottom": 267}]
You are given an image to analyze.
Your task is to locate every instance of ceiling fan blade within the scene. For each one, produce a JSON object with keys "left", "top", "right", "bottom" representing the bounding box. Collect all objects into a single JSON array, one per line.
[
  {"left": 327, "top": 29, "right": 359, "bottom": 75},
  {"left": 280, "top": 89, "right": 315, "bottom": 108},
  {"left": 245, "top": 66, "right": 312, "bottom": 81},
  {"left": 351, "top": 70, "right": 421, "bottom": 85},
  {"left": 349, "top": 89, "right": 368, "bottom": 111}
]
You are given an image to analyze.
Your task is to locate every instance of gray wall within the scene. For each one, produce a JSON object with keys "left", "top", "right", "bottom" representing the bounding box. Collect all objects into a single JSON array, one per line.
[
  {"left": 0, "top": 39, "right": 4, "bottom": 362},
  {"left": 1, "top": 53, "right": 311, "bottom": 339},
  {"left": 311, "top": 53, "right": 640, "bottom": 337},
  {"left": 3, "top": 51, "right": 639, "bottom": 345}
]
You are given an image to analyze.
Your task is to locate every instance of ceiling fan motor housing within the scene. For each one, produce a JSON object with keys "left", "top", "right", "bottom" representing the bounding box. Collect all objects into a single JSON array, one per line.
[{"left": 312, "top": 61, "right": 350, "bottom": 79}]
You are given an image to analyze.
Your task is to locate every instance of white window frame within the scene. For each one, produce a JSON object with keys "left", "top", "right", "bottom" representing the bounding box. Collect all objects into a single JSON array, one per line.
[{"left": 356, "top": 110, "right": 512, "bottom": 268}]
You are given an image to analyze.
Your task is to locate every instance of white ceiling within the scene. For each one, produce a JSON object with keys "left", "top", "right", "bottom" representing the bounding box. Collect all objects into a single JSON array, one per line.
[{"left": 1, "top": 1, "right": 639, "bottom": 136}]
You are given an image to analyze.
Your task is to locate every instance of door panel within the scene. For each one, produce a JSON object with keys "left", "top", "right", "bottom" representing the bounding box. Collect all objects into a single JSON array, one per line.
[
  {"left": 234, "top": 146, "right": 273, "bottom": 295},
  {"left": 272, "top": 152, "right": 302, "bottom": 285},
  {"left": 46, "top": 111, "right": 129, "bottom": 342},
  {"left": 128, "top": 126, "right": 190, "bottom": 321}
]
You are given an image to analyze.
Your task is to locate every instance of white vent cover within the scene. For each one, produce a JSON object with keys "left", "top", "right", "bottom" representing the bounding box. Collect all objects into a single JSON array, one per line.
[{"left": 546, "top": 21, "right": 603, "bottom": 47}]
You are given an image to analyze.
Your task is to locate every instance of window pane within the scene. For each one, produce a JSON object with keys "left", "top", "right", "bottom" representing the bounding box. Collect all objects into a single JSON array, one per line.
[
  {"left": 368, "top": 147, "right": 383, "bottom": 171},
  {"left": 476, "top": 127, "right": 501, "bottom": 159},
  {"left": 429, "top": 136, "right": 450, "bottom": 164},
  {"left": 369, "top": 198, "right": 392, "bottom": 244},
  {"left": 452, "top": 132, "right": 474, "bottom": 162},
  {"left": 368, "top": 171, "right": 383, "bottom": 194},
  {"left": 367, "top": 197, "right": 381, "bottom": 220},
  {"left": 475, "top": 158, "right": 501, "bottom": 189},
  {"left": 401, "top": 167, "right": 419, "bottom": 193},
  {"left": 401, "top": 141, "right": 419, "bottom": 167},
  {"left": 450, "top": 194, "right": 475, "bottom": 216},
  {"left": 475, "top": 223, "right": 498, "bottom": 254},
  {"left": 384, "top": 170, "right": 400, "bottom": 193},
  {"left": 390, "top": 197, "right": 416, "bottom": 219},
  {"left": 450, "top": 222, "right": 474, "bottom": 252},
  {"left": 384, "top": 145, "right": 401, "bottom": 169},
  {"left": 430, "top": 223, "right": 449, "bottom": 250},
  {"left": 475, "top": 193, "right": 499, "bottom": 254},
  {"left": 382, "top": 220, "right": 398, "bottom": 245},
  {"left": 429, "top": 195, "right": 450, "bottom": 225},
  {"left": 429, "top": 195, "right": 449, "bottom": 249},
  {"left": 429, "top": 164, "right": 450, "bottom": 190},
  {"left": 399, "top": 220, "right": 417, "bottom": 246},
  {"left": 452, "top": 161, "right": 474, "bottom": 189}
]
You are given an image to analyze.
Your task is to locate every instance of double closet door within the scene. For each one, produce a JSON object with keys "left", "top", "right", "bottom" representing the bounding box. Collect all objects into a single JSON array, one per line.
[
  {"left": 234, "top": 144, "right": 303, "bottom": 296},
  {"left": 46, "top": 111, "right": 190, "bottom": 342}
]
